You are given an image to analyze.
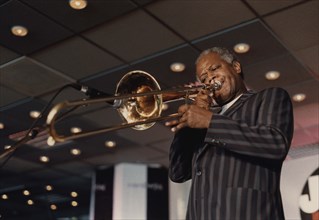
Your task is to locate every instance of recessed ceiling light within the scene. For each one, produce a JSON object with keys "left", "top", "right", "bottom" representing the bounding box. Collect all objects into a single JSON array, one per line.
[
  {"left": 1, "top": 194, "right": 8, "bottom": 200},
  {"left": 170, "top": 62, "right": 186, "bottom": 72},
  {"left": 39, "top": 156, "right": 50, "bottom": 163},
  {"left": 50, "top": 204, "right": 57, "bottom": 210},
  {"left": 27, "top": 199, "right": 34, "bottom": 205},
  {"left": 233, "top": 43, "right": 250, "bottom": 54},
  {"left": 105, "top": 140, "right": 116, "bottom": 148},
  {"left": 70, "top": 148, "right": 81, "bottom": 156},
  {"left": 23, "top": 190, "right": 30, "bottom": 196},
  {"left": 29, "top": 110, "right": 41, "bottom": 119},
  {"left": 45, "top": 185, "right": 53, "bottom": 191},
  {"left": 69, "top": 0, "right": 87, "bottom": 10},
  {"left": 4, "top": 145, "right": 11, "bottom": 150},
  {"left": 71, "top": 201, "right": 78, "bottom": 207},
  {"left": 0, "top": 122, "right": 4, "bottom": 129},
  {"left": 47, "top": 136, "right": 56, "bottom": 146},
  {"left": 162, "top": 103, "right": 168, "bottom": 111},
  {"left": 292, "top": 93, "right": 306, "bottom": 102},
  {"left": 265, "top": 71, "right": 280, "bottom": 80},
  {"left": 71, "top": 191, "right": 78, "bottom": 198},
  {"left": 11, "top": 25, "right": 28, "bottom": 37},
  {"left": 70, "top": 127, "right": 82, "bottom": 134}
]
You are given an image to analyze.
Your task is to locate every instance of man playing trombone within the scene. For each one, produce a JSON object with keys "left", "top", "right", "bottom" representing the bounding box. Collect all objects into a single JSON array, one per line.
[{"left": 165, "top": 47, "right": 294, "bottom": 220}]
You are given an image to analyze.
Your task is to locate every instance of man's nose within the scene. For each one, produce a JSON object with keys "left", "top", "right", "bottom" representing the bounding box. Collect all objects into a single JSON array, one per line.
[{"left": 207, "top": 73, "right": 216, "bottom": 83}]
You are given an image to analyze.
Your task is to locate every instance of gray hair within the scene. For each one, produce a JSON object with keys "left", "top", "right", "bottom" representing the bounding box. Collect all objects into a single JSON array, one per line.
[
  {"left": 195, "top": 47, "right": 244, "bottom": 79},
  {"left": 195, "top": 47, "right": 238, "bottom": 64}
]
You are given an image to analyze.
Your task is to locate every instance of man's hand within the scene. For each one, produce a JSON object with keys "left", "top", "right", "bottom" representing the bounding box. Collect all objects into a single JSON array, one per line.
[
  {"left": 194, "top": 89, "right": 213, "bottom": 110},
  {"left": 165, "top": 104, "right": 213, "bottom": 132}
]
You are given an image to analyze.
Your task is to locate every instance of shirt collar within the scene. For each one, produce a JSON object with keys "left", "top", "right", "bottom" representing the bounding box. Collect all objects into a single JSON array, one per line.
[{"left": 219, "top": 94, "right": 243, "bottom": 115}]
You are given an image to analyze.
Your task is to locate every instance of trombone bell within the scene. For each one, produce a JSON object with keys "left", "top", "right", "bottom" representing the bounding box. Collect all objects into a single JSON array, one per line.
[{"left": 115, "top": 71, "right": 162, "bottom": 130}]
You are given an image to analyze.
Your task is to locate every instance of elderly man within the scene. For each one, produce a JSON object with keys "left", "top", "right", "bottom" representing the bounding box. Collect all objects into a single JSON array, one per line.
[{"left": 165, "top": 47, "right": 294, "bottom": 220}]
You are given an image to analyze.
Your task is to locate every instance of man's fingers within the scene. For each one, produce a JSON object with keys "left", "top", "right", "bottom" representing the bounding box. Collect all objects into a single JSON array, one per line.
[
  {"left": 178, "top": 104, "right": 189, "bottom": 114},
  {"left": 172, "top": 122, "right": 187, "bottom": 132},
  {"left": 165, "top": 119, "right": 179, "bottom": 127}
]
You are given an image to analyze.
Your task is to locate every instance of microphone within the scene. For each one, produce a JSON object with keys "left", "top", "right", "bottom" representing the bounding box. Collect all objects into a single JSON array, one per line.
[
  {"left": 70, "top": 83, "right": 109, "bottom": 98},
  {"left": 70, "top": 83, "right": 122, "bottom": 107}
]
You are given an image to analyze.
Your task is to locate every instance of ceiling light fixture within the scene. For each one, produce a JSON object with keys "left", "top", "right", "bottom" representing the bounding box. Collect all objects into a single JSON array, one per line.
[
  {"left": 71, "top": 201, "right": 78, "bottom": 207},
  {"left": 233, "top": 43, "right": 250, "bottom": 54},
  {"left": 27, "top": 199, "right": 34, "bottom": 205},
  {"left": 11, "top": 25, "right": 28, "bottom": 37},
  {"left": 29, "top": 110, "right": 41, "bottom": 119},
  {"left": 170, "top": 62, "right": 186, "bottom": 72},
  {"left": 50, "top": 204, "right": 57, "bottom": 210},
  {"left": 70, "top": 148, "right": 81, "bottom": 156},
  {"left": 0, "top": 122, "right": 4, "bottom": 129},
  {"left": 1, "top": 194, "right": 8, "bottom": 200},
  {"left": 4, "top": 145, "right": 11, "bottom": 150},
  {"left": 47, "top": 136, "right": 56, "bottom": 146},
  {"left": 23, "top": 190, "right": 30, "bottom": 196},
  {"left": 265, "top": 71, "right": 280, "bottom": 80},
  {"left": 71, "top": 191, "right": 78, "bottom": 198},
  {"left": 45, "top": 185, "right": 53, "bottom": 191},
  {"left": 292, "top": 93, "right": 306, "bottom": 102},
  {"left": 105, "top": 140, "right": 116, "bottom": 148},
  {"left": 162, "top": 103, "right": 168, "bottom": 111},
  {"left": 70, "top": 127, "right": 82, "bottom": 134},
  {"left": 69, "top": 0, "right": 87, "bottom": 10},
  {"left": 39, "top": 156, "right": 50, "bottom": 163}
]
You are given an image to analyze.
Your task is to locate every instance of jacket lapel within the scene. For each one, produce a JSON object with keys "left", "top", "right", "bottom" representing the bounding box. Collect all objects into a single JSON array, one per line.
[{"left": 222, "top": 90, "right": 255, "bottom": 117}]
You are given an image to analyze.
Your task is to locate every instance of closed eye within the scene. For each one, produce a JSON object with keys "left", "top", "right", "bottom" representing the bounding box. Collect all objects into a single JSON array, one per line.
[
  {"left": 199, "top": 73, "right": 207, "bottom": 83},
  {"left": 208, "top": 65, "right": 221, "bottom": 72}
]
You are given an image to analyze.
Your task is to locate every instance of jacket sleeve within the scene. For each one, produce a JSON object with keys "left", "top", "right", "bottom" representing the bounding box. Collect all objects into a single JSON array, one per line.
[
  {"left": 204, "top": 87, "right": 294, "bottom": 160},
  {"left": 169, "top": 127, "right": 206, "bottom": 183}
]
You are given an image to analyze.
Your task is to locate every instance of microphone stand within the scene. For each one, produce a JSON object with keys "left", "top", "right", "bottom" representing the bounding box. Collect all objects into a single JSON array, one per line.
[{"left": 0, "top": 127, "right": 43, "bottom": 160}]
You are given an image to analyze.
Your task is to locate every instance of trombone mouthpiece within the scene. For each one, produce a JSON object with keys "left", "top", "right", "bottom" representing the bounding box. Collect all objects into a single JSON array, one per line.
[
  {"left": 203, "top": 80, "right": 222, "bottom": 91},
  {"left": 212, "top": 80, "right": 222, "bottom": 91}
]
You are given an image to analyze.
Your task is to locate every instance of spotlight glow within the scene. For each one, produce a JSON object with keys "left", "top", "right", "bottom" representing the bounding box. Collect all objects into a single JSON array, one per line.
[
  {"left": 47, "top": 136, "right": 56, "bottom": 146},
  {"left": 69, "top": 0, "right": 87, "bottom": 10},
  {"left": 105, "top": 141, "right": 116, "bottom": 148},
  {"left": 170, "top": 62, "right": 186, "bottom": 72},
  {"left": 265, "top": 71, "right": 280, "bottom": 80},
  {"left": 11, "top": 25, "right": 28, "bottom": 37},
  {"left": 71, "top": 191, "right": 78, "bottom": 198},
  {"left": 233, "top": 43, "right": 250, "bottom": 54},
  {"left": 70, "top": 127, "right": 82, "bottom": 134},
  {"left": 46, "top": 185, "right": 53, "bottom": 191},
  {"left": 70, "top": 148, "right": 81, "bottom": 156},
  {"left": 50, "top": 204, "right": 57, "bottom": 210},
  {"left": 71, "top": 201, "right": 78, "bottom": 207},
  {"left": 30, "top": 110, "right": 41, "bottom": 119},
  {"left": 23, "top": 190, "right": 30, "bottom": 196},
  {"left": 292, "top": 93, "right": 306, "bottom": 102},
  {"left": 40, "top": 156, "right": 50, "bottom": 163}
]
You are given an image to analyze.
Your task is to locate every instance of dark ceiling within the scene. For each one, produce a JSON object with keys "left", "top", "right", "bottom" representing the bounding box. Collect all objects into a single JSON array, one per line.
[{"left": 0, "top": 0, "right": 318, "bottom": 219}]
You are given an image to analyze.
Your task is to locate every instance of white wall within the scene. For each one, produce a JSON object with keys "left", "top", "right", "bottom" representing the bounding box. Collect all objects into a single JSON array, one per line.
[
  {"left": 169, "top": 180, "right": 191, "bottom": 220},
  {"left": 281, "top": 155, "right": 319, "bottom": 220}
]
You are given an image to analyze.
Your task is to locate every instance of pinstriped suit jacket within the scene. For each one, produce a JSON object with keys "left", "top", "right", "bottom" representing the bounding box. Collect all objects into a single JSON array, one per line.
[{"left": 169, "top": 87, "right": 294, "bottom": 220}]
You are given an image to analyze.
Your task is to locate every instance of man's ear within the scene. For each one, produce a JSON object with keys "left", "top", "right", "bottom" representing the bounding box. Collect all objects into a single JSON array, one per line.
[{"left": 232, "top": 61, "right": 241, "bottom": 74}]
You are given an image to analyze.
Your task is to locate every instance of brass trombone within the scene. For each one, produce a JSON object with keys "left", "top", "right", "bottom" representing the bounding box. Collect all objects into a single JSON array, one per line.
[{"left": 46, "top": 70, "right": 221, "bottom": 142}]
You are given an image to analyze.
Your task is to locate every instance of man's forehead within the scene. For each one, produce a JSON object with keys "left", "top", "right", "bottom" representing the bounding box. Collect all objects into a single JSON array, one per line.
[{"left": 197, "top": 54, "right": 221, "bottom": 69}]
